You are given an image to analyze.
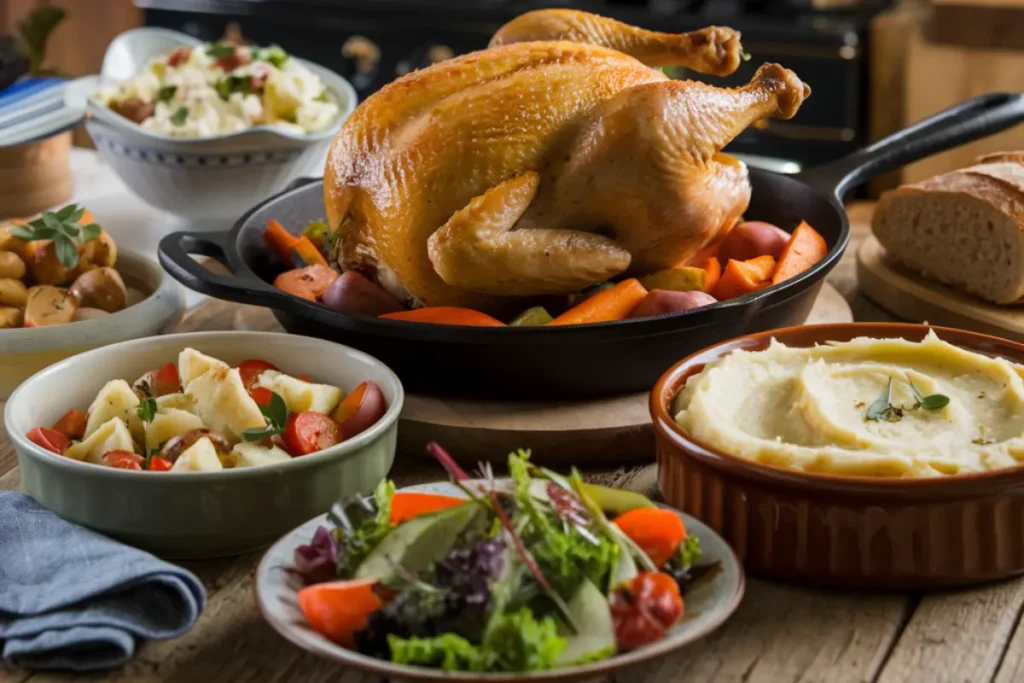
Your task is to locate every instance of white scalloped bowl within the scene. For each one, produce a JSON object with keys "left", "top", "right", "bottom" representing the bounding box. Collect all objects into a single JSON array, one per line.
[{"left": 81, "top": 28, "right": 356, "bottom": 221}]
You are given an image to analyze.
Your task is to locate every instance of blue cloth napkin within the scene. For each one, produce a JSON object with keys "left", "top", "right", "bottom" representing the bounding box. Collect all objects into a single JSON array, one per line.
[{"left": 0, "top": 492, "right": 206, "bottom": 671}]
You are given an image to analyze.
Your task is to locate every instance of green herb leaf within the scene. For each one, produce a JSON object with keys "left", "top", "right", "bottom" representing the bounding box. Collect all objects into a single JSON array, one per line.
[
  {"left": 206, "top": 43, "right": 237, "bottom": 59},
  {"left": 866, "top": 379, "right": 894, "bottom": 421},
  {"left": 920, "top": 394, "right": 950, "bottom": 411},
  {"left": 242, "top": 390, "right": 289, "bottom": 441},
  {"left": 55, "top": 203, "right": 77, "bottom": 221},
  {"left": 62, "top": 223, "right": 80, "bottom": 238},
  {"left": 262, "top": 45, "right": 289, "bottom": 69},
  {"left": 9, "top": 225, "right": 36, "bottom": 241},
  {"left": 215, "top": 74, "right": 251, "bottom": 100},
  {"left": 53, "top": 234, "right": 77, "bottom": 269},
  {"left": 136, "top": 397, "right": 157, "bottom": 423},
  {"left": 156, "top": 85, "right": 177, "bottom": 103},
  {"left": 170, "top": 106, "right": 189, "bottom": 126},
  {"left": 79, "top": 223, "right": 102, "bottom": 242},
  {"left": 242, "top": 425, "right": 284, "bottom": 441},
  {"left": 678, "top": 534, "right": 701, "bottom": 569},
  {"left": 42, "top": 212, "right": 63, "bottom": 231}
]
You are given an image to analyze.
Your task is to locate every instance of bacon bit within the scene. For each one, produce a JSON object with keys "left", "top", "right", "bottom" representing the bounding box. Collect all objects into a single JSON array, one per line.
[
  {"left": 111, "top": 97, "right": 155, "bottom": 124},
  {"left": 249, "top": 64, "right": 272, "bottom": 94},
  {"left": 215, "top": 48, "right": 252, "bottom": 72},
  {"left": 167, "top": 48, "right": 192, "bottom": 67}
]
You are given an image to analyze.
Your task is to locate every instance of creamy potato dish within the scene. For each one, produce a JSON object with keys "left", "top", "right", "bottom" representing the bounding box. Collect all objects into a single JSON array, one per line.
[
  {"left": 673, "top": 332, "right": 1024, "bottom": 477},
  {"left": 94, "top": 42, "right": 339, "bottom": 137}
]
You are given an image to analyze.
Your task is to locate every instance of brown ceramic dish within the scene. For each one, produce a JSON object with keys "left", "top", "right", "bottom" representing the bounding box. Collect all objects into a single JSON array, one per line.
[{"left": 652, "top": 322, "right": 1024, "bottom": 588}]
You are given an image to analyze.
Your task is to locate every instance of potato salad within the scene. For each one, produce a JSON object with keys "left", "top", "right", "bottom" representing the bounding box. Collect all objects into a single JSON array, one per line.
[
  {"left": 26, "top": 349, "right": 387, "bottom": 472},
  {"left": 93, "top": 42, "right": 340, "bottom": 137}
]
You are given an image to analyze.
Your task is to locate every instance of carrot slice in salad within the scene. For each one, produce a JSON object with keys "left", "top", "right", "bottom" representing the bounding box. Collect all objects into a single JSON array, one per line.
[
  {"left": 27, "top": 427, "right": 67, "bottom": 455},
  {"left": 298, "top": 578, "right": 382, "bottom": 647},
  {"left": 389, "top": 492, "right": 466, "bottom": 525},
  {"left": 613, "top": 508, "right": 686, "bottom": 567},
  {"left": 51, "top": 409, "right": 86, "bottom": 440}
]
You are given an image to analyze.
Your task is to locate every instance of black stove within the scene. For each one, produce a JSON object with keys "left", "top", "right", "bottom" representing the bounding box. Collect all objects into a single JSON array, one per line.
[{"left": 138, "top": 0, "right": 890, "bottom": 174}]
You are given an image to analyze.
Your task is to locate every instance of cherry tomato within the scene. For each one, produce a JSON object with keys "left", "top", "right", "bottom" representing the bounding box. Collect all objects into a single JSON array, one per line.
[
  {"left": 149, "top": 456, "right": 173, "bottom": 472},
  {"left": 102, "top": 450, "right": 143, "bottom": 471},
  {"left": 250, "top": 386, "right": 274, "bottom": 407},
  {"left": 609, "top": 572, "right": 684, "bottom": 651},
  {"left": 167, "top": 47, "right": 192, "bottom": 67},
  {"left": 284, "top": 411, "right": 344, "bottom": 456},
  {"left": 26, "top": 427, "right": 68, "bottom": 455},
  {"left": 214, "top": 48, "right": 251, "bottom": 71},
  {"left": 152, "top": 362, "right": 182, "bottom": 396},
  {"left": 51, "top": 409, "right": 87, "bottom": 440},
  {"left": 239, "top": 359, "right": 278, "bottom": 389},
  {"left": 330, "top": 381, "right": 386, "bottom": 439}
]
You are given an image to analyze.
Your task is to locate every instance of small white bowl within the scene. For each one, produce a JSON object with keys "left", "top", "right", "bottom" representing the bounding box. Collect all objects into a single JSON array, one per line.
[
  {"left": 81, "top": 28, "right": 357, "bottom": 221},
  {"left": 0, "top": 249, "right": 183, "bottom": 399},
  {"left": 5, "top": 331, "right": 404, "bottom": 558}
]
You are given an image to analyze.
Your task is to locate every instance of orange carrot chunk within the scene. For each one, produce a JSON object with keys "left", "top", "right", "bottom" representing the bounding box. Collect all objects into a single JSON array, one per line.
[
  {"left": 614, "top": 508, "right": 687, "bottom": 567},
  {"left": 264, "top": 219, "right": 300, "bottom": 268},
  {"left": 379, "top": 307, "right": 505, "bottom": 327},
  {"left": 701, "top": 256, "right": 722, "bottom": 295},
  {"left": 548, "top": 278, "right": 648, "bottom": 326},
  {"left": 273, "top": 264, "right": 340, "bottom": 302},
  {"left": 712, "top": 255, "right": 776, "bottom": 301},
  {"left": 51, "top": 409, "right": 86, "bottom": 440},
  {"left": 291, "top": 236, "right": 328, "bottom": 267},
  {"left": 771, "top": 221, "right": 828, "bottom": 285},
  {"left": 297, "top": 578, "right": 382, "bottom": 647},
  {"left": 390, "top": 492, "right": 466, "bottom": 525}
]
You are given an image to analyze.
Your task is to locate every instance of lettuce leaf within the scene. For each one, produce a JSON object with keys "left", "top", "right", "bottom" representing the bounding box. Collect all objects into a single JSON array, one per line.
[{"left": 388, "top": 633, "right": 493, "bottom": 672}]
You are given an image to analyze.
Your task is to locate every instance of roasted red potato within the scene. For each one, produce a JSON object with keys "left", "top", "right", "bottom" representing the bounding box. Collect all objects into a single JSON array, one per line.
[{"left": 629, "top": 290, "right": 717, "bottom": 319}]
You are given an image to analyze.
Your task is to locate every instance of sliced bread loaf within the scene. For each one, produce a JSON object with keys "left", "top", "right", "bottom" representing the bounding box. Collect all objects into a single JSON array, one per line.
[{"left": 871, "top": 158, "right": 1024, "bottom": 304}]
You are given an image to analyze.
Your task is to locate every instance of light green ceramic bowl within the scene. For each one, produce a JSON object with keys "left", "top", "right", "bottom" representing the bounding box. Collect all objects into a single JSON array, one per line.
[{"left": 4, "top": 331, "right": 403, "bottom": 559}]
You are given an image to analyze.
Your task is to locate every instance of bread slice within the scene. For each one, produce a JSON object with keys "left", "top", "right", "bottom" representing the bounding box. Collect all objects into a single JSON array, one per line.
[{"left": 871, "top": 159, "right": 1024, "bottom": 304}]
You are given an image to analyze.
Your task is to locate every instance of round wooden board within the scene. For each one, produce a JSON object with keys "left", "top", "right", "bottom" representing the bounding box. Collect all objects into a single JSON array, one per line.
[
  {"left": 172, "top": 285, "right": 851, "bottom": 466},
  {"left": 857, "top": 235, "right": 1024, "bottom": 341}
]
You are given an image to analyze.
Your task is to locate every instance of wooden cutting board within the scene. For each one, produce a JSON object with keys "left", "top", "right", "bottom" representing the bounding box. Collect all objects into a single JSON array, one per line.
[
  {"left": 175, "top": 285, "right": 852, "bottom": 467},
  {"left": 857, "top": 234, "right": 1024, "bottom": 340}
]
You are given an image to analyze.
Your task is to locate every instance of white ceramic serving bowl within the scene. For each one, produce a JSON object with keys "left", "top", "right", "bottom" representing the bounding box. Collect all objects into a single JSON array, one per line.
[
  {"left": 80, "top": 28, "right": 357, "bottom": 221},
  {"left": 0, "top": 249, "right": 183, "bottom": 399},
  {"left": 4, "top": 331, "right": 404, "bottom": 558}
]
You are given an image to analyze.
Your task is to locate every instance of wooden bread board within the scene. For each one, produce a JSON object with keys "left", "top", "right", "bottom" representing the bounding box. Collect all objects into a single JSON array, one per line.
[
  {"left": 176, "top": 284, "right": 851, "bottom": 466},
  {"left": 857, "top": 234, "right": 1024, "bottom": 340}
]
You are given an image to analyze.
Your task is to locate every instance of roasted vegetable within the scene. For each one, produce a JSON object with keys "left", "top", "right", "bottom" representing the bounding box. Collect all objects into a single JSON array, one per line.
[
  {"left": 713, "top": 255, "right": 776, "bottom": 300},
  {"left": 771, "top": 221, "right": 828, "bottom": 285},
  {"left": 0, "top": 278, "right": 27, "bottom": 308},
  {"left": 548, "top": 279, "right": 647, "bottom": 326},
  {"left": 720, "top": 221, "right": 791, "bottom": 262},
  {"left": 0, "top": 251, "right": 26, "bottom": 280},
  {"left": 629, "top": 290, "right": 717, "bottom": 319},
  {"left": 23, "top": 285, "right": 76, "bottom": 327},
  {"left": 510, "top": 306, "right": 553, "bottom": 326},
  {"left": 321, "top": 270, "right": 403, "bottom": 317},
  {"left": 380, "top": 307, "right": 505, "bottom": 326},
  {"left": 638, "top": 267, "right": 706, "bottom": 293},
  {"left": 273, "top": 264, "right": 340, "bottom": 302},
  {"left": 69, "top": 267, "right": 127, "bottom": 313},
  {"left": 0, "top": 306, "right": 23, "bottom": 328}
]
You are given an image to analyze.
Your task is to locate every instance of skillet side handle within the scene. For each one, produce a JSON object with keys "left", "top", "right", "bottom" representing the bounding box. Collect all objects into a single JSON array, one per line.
[
  {"left": 795, "top": 92, "right": 1024, "bottom": 199},
  {"left": 158, "top": 230, "right": 292, "bottom": 309}
]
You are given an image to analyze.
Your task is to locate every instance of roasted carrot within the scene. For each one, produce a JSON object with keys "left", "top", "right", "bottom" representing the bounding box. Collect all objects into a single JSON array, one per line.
[
  {"left": 701, "top": 256, "right": 722, "bottom": 294},
  {"left": 614, "top": 508, "right": 686, "bottom": 567},
  {"left": 771, "top": 221, "right": 828, "bottom": 285},
  {"left": 264, "top": 219, "right": 300, "bottom": 268},
  {"left": 712, "top": 255, "right": 775, "bottom": 301},
  {"left": 273, "top": 264, "right": 340, "bottom": 302},
  {"left": 291, "top": 236, "right": 327, "bottom": 267},
  {"left": 297, "top": 578, "right": 382, "bottom": 647},
  {"left": 390, "top": 492, "right": 466, "bottom": 525},
  {"left": 548, "top": 278, "right": 648, "bottom": 326},
  {"left": 379, "top": 307, "right": 505, "bottom": 327},
  {"left": 51, "top": 409, "right": 86, "bottom": 440}
]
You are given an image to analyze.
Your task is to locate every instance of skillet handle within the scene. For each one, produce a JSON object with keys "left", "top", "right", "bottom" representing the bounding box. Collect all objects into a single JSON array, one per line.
[
  {"left": 158, "top": 230, "right": 293, "bottom": 309},
  {"left": 795, "top": 92, "right": 1024, "bottom": 199}
]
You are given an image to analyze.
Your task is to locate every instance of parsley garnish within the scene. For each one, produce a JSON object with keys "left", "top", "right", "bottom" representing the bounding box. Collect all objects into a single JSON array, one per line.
[
  {"left": 156, "top": 85, "right": 177, "bottom": 103},
  {"left": 243, "top": 390, "right": 288, "bottom": 441},
  {"left": 9, "top": 204, "right": 101, "bottom": 269},
  {"left": 136, "top": 397, "right": 157, "bottom": 423},
  {"left": 170, "top": 106, "right": 189, "bottom": 126},
  {"left": 214, "top": 74, "right": 250, "bottom": 100},
  {"left": 261, "top": 45, "right": 289, "bottom": 69},
  {"left": 866, "top": 377, "right": 949, "bottom": 422},
  {"left": 206, "top": 43, "right": 236, "bottom": 59}
]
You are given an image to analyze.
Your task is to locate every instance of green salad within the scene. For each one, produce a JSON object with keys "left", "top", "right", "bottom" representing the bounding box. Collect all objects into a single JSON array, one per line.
[{"left": 292, "top": 444, "right": 713, "bottom": 673}]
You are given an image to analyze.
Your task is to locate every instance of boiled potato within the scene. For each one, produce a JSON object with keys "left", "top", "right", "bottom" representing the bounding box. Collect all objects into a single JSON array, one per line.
[
  {"left": 178, "top": 348, "right": 229, "bottom": 386},
  {"left": 0, "top": 306, "right": 23, "bottom": 328},
  {"left": 69, "top": 267, "right": 127, "bottom": 313},
  {"left": 24, "top": 241, "right": 72, "bottom": 286},
  {"left": 85, "top": 379, "right": 141, "bottom": 440},
  {"left": 170, "top": 437, "right": 224, "bottom": 472},
  {"left": 73, "top": 307, "right": 110, "bottom": 322},
  {"left": 0, "top": 251, "right": 25, "bottom": 280},
  {"left": 24, "top": 286, "right": 77, "bottom": 327},
  {"left": 145, "top": 409, "right": 206, "bottom": 453},
  {"left": 254, "top": 370, "right": 343, "bottom": 414},
  {"left": 0, "top": 279, "right": 27, "bottom": 308},
  {"left": 228, "top": 442, "right": 292, "bottom": 468},
  {"left": 186, "top": 366, "right": 266, "bottom": 441},
  {"left": 66, "top": 417, "right": 135, "bottom": 465},
  {"left": 155, "top": 392, "right": 197, "bottom": 414},
  {"left": 77, "top": 230, "right": 117, "bottom": 272},
  {"left": 639, "top": 267, "right": 706, "bottom": 293}
]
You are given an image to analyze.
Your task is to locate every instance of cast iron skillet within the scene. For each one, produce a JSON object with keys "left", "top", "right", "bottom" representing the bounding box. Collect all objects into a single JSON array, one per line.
[{"left": 160, "top": 93, "right": 1024, "bottom": 399}]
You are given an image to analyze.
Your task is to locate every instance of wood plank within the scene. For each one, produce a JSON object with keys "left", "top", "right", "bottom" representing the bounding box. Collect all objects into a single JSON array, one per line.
[
  {"left": 625, "top": 581, "right": 910, "bottom": 683},
  {"left": 877, "top": 581, "right": 1024, "bottom": 683}
]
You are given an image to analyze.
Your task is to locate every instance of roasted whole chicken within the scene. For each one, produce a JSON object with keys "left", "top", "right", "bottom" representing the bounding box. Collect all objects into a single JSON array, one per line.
[{"left": 324, "top": 10, "right": 810, "bottom": 312}]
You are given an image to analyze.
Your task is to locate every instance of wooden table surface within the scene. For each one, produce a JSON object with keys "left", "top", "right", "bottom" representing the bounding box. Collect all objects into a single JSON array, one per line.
[{"left": 4, "top": 204, "right": 1020, "bottom": 683}]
